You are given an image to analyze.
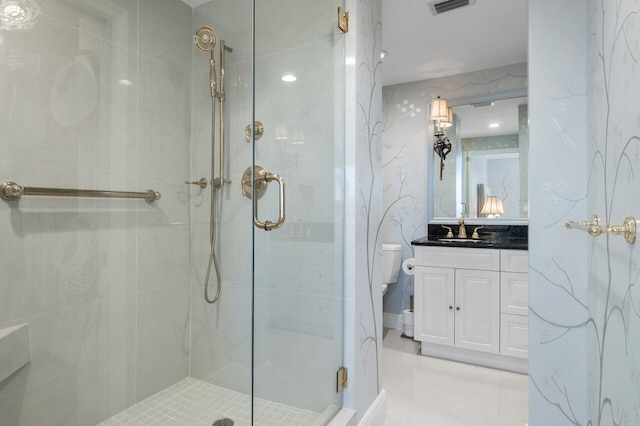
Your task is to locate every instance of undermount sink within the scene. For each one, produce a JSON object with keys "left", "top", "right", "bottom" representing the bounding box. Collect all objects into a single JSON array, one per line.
[{"left": 438, "top": 238, "right": 481, "bottom": 243}]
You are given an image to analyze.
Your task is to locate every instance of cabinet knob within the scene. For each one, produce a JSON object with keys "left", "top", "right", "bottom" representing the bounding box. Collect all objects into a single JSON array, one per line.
[
  {"left": 449, "top": 306, "right": 453, "bottom": 310},
  {"left": 456, "top": 307, "right": 460, "bottom": 311}
]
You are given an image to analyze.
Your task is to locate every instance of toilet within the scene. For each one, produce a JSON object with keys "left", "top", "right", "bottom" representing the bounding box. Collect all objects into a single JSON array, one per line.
[{"left": 381, "top": 243, "right": 403, "bottom": 295}]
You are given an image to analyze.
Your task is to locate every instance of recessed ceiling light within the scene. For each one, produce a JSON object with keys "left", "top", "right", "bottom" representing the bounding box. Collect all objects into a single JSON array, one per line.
[
  {"left": 118, "top": 79, "right": 133, "bottom": 86},
  {"left": 489, "top": 123, "right": 500, "bottom": 128},
  {"left": 282, "top": 74, "right": 296, "bottom": 82},
  {"left": 380, "top": 50, "right": 387, "bottom": 59}
]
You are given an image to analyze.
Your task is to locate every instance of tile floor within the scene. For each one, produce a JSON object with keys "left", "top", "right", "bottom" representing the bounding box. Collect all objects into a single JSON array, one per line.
[
  {"left": 99, "top": 377, "right": 321, "bottom": 426},
  {"left": 382, "top": 328, "right": 529, "bottom": 426}
]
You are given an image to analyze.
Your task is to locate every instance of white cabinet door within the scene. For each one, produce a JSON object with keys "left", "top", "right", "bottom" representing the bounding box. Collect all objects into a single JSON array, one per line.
[
  {"left": 454, "top": 269, "right": 500, "bottom": 354},
  {"left": 414, "top": 266, "right": 455, "bottom": 346},
  {"left": 501, "top": 272, "right": 529, "bottom": 316},
  {"left": 500, "top": 314, "right": 529, "bottom": 359}
]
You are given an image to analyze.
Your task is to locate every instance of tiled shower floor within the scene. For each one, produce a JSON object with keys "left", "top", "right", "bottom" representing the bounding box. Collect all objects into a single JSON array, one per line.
[{"left": 99, "top": 377, "right": 321, "bottom": 426}]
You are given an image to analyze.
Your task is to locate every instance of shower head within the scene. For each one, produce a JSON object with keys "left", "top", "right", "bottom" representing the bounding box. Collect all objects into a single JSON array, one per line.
[{"left": 194, "top": 26, "right": 217, "bottom": 52}]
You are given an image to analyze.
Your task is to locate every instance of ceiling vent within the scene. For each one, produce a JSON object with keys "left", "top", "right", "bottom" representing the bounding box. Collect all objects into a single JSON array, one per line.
[{"left": 428, "top": 0, "right": 476, "bottom": 15}]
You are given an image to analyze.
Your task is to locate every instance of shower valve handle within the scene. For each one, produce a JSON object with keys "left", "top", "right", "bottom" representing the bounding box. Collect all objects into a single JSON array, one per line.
[{"left": 185, "top": 178, "right": 208, "bottom": 189}]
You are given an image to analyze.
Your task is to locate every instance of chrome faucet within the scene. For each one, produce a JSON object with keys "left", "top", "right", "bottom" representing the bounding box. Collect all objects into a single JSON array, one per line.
[{"left": 458, "top": 216, "right": 467, "bottom": 238}]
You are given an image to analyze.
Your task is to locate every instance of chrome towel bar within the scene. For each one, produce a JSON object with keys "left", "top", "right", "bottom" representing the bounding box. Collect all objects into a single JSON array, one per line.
[
  {"left": 0, "top": 181, "right": 161, "bottom": 203},
  {"left": 566, "top": 214, "right": 637, "bottom": 244}
]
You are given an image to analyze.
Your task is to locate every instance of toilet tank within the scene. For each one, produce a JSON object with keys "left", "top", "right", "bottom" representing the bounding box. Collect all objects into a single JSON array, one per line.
[{"left": 381, "top": 243, "right": 403, "bottom": 284}]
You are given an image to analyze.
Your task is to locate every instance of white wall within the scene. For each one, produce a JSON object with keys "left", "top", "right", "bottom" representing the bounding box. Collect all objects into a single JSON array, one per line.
[
  {"left": 380, "top": 63, "right": 528, "bottom": 317},
  {"left": 0, "top": 0, "right": 193, "bottom": 424}
]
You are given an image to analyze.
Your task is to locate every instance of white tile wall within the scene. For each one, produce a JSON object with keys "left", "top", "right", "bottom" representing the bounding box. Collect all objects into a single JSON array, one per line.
[
  {"left": 138, "top": 0, "right": 192, "bottom": 73},
  {"left": 0, "top": 0, "right": 192, "bottom": 424}
]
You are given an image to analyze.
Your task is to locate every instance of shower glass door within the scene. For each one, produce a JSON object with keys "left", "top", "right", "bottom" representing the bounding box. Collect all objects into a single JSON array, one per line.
[{"left": 252, "top": 0, "right": 345, "bottom": 423}]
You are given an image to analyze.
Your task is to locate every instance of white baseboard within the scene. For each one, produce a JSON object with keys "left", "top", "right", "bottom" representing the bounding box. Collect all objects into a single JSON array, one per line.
[
  {"left": 383, "top": 312, "right": 403, "bottom": 330},
  {"left": 327, "top": 407, "right": 357, "bottom": 426},
  {"left": 358, "top": 389, "right": 387, "bottom": 426},
  {"left": 420, "top": 342, "right": 529, "bottom": 374}
]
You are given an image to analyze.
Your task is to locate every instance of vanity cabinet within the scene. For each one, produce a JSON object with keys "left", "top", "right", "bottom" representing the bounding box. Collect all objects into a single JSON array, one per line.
[
  {"left": 415, "top": 266, "right": 499, "bottom": 354},
  {"left": 413, "top": 246, "right": 528, "bottom": 372}
]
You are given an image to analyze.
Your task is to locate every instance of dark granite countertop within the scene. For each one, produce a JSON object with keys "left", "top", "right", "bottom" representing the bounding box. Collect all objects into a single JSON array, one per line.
[
  {"left": 411, "top": 223, "right": 529, "bottom": 250},
  {"left": 411, "top": 236, "right": 528, "bottom": 250}
]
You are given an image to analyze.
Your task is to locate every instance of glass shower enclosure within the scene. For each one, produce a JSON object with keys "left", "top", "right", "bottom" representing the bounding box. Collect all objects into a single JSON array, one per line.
[{"left": 0, "top": 0, "right": 345, "bottom": 424}]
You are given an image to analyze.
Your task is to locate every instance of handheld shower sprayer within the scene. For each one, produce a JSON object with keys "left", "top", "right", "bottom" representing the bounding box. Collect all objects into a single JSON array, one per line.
[
  {"left": 192, "top": 26, "right": 233, "bottom": 305},
  {"left": 194, "top": 26, "right": 218, "bottom": 99}
]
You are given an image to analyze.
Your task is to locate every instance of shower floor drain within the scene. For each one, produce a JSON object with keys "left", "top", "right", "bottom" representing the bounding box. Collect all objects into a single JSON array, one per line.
[{"left": 212, "top": 419, "right": 234, "bottom": 426}]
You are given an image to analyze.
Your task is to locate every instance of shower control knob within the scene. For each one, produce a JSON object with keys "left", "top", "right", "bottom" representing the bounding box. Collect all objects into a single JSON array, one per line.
[{"left": 185, "top": 178, "right": 208, "bottom": 189}]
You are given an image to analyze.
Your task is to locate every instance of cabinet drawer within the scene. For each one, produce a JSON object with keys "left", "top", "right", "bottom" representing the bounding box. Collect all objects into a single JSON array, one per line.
[
  {"left": 413, "top": 246, "right": 499, "bottom": 271},
  {"left": 500, "top": 314, "right": 528, "bottom": 359},
  {"left": 501, "top": 250, "right": 529, "bottom": 273},
  {"left": 501, "top": 272, "right": 529, "bottom": 316}
]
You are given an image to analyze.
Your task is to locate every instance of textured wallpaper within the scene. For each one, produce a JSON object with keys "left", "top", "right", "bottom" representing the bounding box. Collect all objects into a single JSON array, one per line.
[
  {"left": 531, "top": 0, "right": 640, "bottom": 425},
  {"left": 381, "top": 63, "right": 528, "bottom": 316},
  {"left": 344, "top": 0, "right": 383, "bottom": 417},
  {"left": 528, "top": 1, "right": 590, "bottom": 424}
]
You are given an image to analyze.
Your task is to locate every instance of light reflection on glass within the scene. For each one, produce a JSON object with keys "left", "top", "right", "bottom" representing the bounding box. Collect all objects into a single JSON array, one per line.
[{"left": 0, "top": 0, "right": 40, "bottom": 31}]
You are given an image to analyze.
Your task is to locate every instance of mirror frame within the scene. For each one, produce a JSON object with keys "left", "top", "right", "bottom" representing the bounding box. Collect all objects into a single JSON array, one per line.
[{"left": 427, "top": 89, "right": 529, "bottom": 224}]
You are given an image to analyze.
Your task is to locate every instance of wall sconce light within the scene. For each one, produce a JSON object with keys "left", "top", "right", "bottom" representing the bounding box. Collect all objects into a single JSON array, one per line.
[
  {"left": 430, "top": 96, "right": 452, "bottom": 180},
  {"left": 480, "top": 195, "right": 505, "bottom": 218}
]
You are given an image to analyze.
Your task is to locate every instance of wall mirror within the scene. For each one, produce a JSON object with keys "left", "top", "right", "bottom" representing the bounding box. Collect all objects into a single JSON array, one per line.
[{"left": 430, "top": 92, "right": 529, "bottom": 223}]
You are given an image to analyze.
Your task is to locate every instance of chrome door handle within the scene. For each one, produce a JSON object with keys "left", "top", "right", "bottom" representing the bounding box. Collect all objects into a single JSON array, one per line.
[
  {"left": 242, "top": 166, "right": 286, "bottom": 231},
  {"left": 566, "top": 214, "right": 637, "bottom": 244},
  {"left": 254, "top": 172, "right": 285, "bottom": 231}
]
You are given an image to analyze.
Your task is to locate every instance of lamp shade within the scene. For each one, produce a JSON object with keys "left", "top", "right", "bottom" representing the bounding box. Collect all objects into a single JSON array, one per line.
[
  {"left": 430, "top": 96, "right": 448, "bottom": 121},
  {"left": 480, "top": 196, "right": 505, "bottom": 217},
  {"left": 439, "top": 107, "right": 453, "bottom": 129}
]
